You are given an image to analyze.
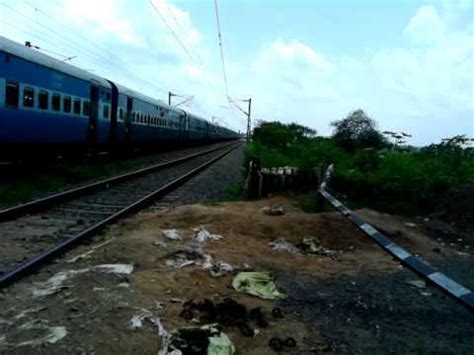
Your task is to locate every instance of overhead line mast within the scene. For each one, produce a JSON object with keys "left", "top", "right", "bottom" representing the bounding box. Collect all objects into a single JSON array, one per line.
[{"left": 213, "top": 0, "right": 252, "bottom": 138}]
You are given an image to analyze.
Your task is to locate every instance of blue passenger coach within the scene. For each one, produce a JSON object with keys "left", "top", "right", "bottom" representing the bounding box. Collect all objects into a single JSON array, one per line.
[{"left": 0, "top": 36, "right": 239, "bottom": 158}]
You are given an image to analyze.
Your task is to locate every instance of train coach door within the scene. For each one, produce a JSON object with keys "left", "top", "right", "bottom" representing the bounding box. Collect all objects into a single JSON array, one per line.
[
  {"left": 87, "top": 86, "right": 99, "bottom": 147},
  {"left": 125, "top": 97, "right": 133, "bottom": 146},
  {"left": 107, "top": 81, "right": 119, "bottom": 149},
  {"left": 179, "top": 111, "right": 187, "bottom": 143}
]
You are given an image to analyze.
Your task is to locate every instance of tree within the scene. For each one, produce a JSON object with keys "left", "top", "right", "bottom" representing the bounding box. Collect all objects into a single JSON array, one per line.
[
  {"left": 331, "top": 109, "right": 388, "bottom": 151},
  {"left": 252, "top": 121, "right": 317, "bottom": 150}
]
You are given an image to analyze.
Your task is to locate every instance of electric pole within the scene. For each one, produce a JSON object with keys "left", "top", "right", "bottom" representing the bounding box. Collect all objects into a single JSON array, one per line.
[
  {"left": 229, "top": 97, "right": 253, "bottom": 141},
  {"left": 246, "top": 98, "right": 252, "bottom": 142},
  {"left": 168, "top": 91, "right": 177, "bottom": 106}
]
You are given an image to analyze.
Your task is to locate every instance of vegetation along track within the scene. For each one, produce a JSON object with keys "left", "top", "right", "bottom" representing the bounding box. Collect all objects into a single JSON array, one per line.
[{"left": 0, "top": 141, "right": 242, "bottom": 287}]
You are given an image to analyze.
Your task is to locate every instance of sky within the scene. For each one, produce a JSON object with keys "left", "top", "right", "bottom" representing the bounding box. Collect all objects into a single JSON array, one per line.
[{"left": 0, "top": 0, "right": 473, "bottom": 145}]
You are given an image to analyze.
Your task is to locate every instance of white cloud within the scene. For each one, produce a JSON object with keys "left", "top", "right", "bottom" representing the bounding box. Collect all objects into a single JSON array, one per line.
[
  {"left": 57, "top": 0, "right": 146, "bottom": 46},
  {"left": 404, "top": 5, "right": 446, "bottom": 44},
  {"left": 253, "top": 39, "right": 333, "bottom": 77},
  {"left": 243, "top": 5, "right": 473, "bottom": 144}
]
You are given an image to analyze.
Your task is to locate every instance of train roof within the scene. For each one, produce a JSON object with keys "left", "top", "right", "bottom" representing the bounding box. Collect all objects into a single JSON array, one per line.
[
  {"left": 112, "top": 82, "right": 172, "bottom": 108},
  {"left": 0, "top": 36, "right": 111, "bottom": 88}
]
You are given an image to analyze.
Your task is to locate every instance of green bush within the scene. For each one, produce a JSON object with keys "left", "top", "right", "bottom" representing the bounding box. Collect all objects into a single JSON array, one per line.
[{"left": 247, "top": 120, "right": 474, "bottom": 215}]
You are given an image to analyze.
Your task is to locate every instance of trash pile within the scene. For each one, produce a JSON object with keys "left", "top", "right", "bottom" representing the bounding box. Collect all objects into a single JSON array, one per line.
[
  {"left": 269, "top": 236, "right": 338, "bottom": 260},
  {"left": 164, "top": 247, "right": 233, "bottom": 277},
  {"left": 162, "top": 227, "right": 233, "bottom": 277},
  {"left": 151, "top": 226, "right": 295, "bottom": 353}
]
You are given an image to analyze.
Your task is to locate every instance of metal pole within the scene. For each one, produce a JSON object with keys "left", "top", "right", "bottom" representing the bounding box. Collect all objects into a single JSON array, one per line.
[
  {"left": 168, "top": 92, "right": 172, "bottom": 106},
  {"left": 246, "top": 98, "right": 252, "bottom": 141}
]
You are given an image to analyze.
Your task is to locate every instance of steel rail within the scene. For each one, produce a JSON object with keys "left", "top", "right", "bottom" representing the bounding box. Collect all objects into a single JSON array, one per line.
[
  {"left": 0, "top": 142, "right": 237, "bottom": 222},
  {"left": 0, "top": 142, "right": 241, "bottom": 288}
]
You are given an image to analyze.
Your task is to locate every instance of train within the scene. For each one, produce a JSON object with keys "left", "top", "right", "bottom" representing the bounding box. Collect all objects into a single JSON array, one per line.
[{"left": 0, "top": 36, "right": 240, "bottom": 159}]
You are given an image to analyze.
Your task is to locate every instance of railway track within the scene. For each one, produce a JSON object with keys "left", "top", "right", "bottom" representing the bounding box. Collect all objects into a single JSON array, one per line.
[{"left": 0, "top": 141, "right": 242, "bottom": 287}]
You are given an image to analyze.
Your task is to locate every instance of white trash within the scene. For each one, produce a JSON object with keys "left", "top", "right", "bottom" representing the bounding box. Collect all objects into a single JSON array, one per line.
[
  {"left": 269, "top": 238, "right": 299, "bottom": 253},
  {"left": 193, "top": 227, "right": 223, "bottom": 244},
  {"left": 163, "top": 229, "right": 182, "bottom": 241}
]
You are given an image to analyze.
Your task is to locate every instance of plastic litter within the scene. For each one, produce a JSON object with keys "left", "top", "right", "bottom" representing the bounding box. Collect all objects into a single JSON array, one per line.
[
  {"left": 16, "top": 326, "right": 67, "bottom": 347},
  {"left": 165, "top": 247, "right": 233, "bottom": 277},
  {"left": 405, "top": 280, "right": 426, "bottom": 289},
  {"left": 167, "top": 324, "right": 235, "bottom": 355},
  {"left": 298, "top": 237, "right": 338, "bottom": 260},
  {"left": 204, "top": 261, "right": 234, "bottom": 277},
  {"left": 193, "top": 226, "right": 223, "bottom": 244},
  {"left": 163, "top": 229, "right": 182, "bottom": 241},
  {"left": 129, "top": 309, "right": 171, "bottom": 355},
  {"left": 232, "top": 272, "right": 285, "bottom": 300},
  {"left": 208, "top": 331, "right": 235, "bottom": 355},
  {"left": 269, "top": 238, "right": 299, "bottom": 253},
  {"left": 32, "top": 264, "right": 134, "bottom": 297},
  {"left": 261, "top": 206, "right": 285, "bottom": 216},
  {"left": 165, "top": 259, "right": 195, "bottom": 269},
  {"left": 94, "top": 264, "right": 134, "bottom": 275}
]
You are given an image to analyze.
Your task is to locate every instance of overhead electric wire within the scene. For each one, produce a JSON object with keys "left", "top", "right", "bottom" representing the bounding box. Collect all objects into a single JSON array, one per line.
[
  {"left": 171, "top": 96, "right": 194, "bottom": 108},
  {"left": 149, "top": 0, "right": 200, "bottom": 65},
  {"left": 228, "top": 97, "right": 248, "bottom": 116},
  {"left": 163, "top": 0, "right": 188, "bottom": 41},
  {"left": 0, "top": 1, "right": 173, "bottom": 96},
  {"left": 213, "top": 0, "right": 229, "bottom": 99}
]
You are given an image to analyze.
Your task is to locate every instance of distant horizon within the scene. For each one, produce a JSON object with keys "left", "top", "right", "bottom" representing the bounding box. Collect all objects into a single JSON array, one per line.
[{"left": 0, "top": 0, "right": 472, "bottom": 145}]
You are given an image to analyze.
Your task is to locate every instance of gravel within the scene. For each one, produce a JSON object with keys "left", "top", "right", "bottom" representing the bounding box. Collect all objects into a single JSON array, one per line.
[{"left": 153, "top": 144, "right": 245, "bottom": 207}]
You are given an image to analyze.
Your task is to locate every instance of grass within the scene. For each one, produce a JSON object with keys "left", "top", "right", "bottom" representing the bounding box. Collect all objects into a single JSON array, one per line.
[{"left": 0, "top": 155, "right": 167, "bottom": 208}]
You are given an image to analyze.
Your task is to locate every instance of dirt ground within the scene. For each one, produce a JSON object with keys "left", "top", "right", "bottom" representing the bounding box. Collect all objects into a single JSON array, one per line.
[{"left": 1, "top": 196, "right": 473, "bottom": 354}]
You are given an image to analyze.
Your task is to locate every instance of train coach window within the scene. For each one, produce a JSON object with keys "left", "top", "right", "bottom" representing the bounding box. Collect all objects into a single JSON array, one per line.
[
  {"left": 119, "top": 108, "right": 124, "bottom": 121},
  {"left": 52, "top": 93, "right": 61, "bottom": 111},
  {"left": 38, "top": 90, "right": 49, "bottom": 110},
  {"left": 23, "top": 87, "right": 34, "bottom": 108},
  {"left": 73, "top": 99, "right": 81, "bottom": 114},
  {"left": 63, "top": 96, "right": 72, "bottom": 113},
  {"left": 5, "top": 81, "right": 19, "bottom": 108},
  {"left": 103, "top": 105, "right": 110, "bottom": 119},
  {"left": 82, "top": 100, "right": 90, "bottom": 116}
]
